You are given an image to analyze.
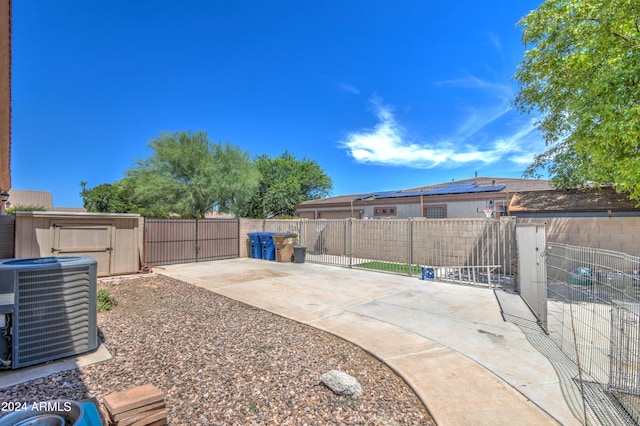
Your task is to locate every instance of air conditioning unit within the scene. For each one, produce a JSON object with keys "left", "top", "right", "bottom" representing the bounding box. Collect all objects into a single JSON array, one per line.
[{"left": 0, "top": 256, "right": 98, "bottom": 369}]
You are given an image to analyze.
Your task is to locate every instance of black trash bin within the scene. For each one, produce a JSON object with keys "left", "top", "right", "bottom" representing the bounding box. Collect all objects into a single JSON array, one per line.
[{"left": 293, "top": 246, "right": 306, "bottom": 263}]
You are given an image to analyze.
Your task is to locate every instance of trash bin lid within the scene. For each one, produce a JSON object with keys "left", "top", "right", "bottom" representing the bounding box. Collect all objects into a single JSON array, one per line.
[
  {"left": 257, "top": 232, "right": 275, "bottom": 241},
  {"left": 272, "top": 235, "right": 297, "bottom": 248}
]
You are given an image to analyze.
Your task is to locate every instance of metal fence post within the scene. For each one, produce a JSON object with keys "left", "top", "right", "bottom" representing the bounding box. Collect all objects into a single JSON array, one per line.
[
  {"left": 298, "top": 218, "right": 303, "bottom": 247},
  {"left": 195, "top": 218, "right": 199, "bottom": 262},
  {"left": 236, "top": 217, "right": 240, "bottom": 260},
  {"left": 348, "top": 218, "right": 353, "bottom": 268},
  {"left": 408, "top": 218, "right": 414, "bottom": 277}
]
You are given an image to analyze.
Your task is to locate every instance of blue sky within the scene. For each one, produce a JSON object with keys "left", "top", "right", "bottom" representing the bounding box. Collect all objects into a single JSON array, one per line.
[{"left": 11, "top": 1, "right": 544, "bottom": 208}]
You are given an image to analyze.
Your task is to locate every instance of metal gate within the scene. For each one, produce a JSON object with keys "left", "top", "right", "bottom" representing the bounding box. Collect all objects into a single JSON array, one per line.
[
  {"left": 144, "top": 218, "right": 239, "bottom": 266},
  {"left": 264, "top": 217, "right": 516, "bottom": 287},
  {"left": 516, "top": 223, "right": 547, "bottom": 331}
]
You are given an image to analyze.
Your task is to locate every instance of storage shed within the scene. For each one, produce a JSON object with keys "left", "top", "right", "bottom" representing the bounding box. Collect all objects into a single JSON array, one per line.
[{"left": 14, "top": 211, "right": 141, "bottom": 276}]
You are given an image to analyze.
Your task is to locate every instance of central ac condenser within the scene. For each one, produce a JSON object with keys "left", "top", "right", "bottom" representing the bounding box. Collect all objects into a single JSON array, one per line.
[{"left": 0, "top": 256, "right": 98, "bottom": 369}]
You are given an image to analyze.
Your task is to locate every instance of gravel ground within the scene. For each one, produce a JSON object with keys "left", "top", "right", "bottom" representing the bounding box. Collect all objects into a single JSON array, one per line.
[{"left": 1, "top": 274, "right": 434, "bottom": 425}]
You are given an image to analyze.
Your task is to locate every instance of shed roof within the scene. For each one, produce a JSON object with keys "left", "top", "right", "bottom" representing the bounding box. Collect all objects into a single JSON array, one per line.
[{"left": 15, "top": 211, "right": 140, "bottom": 218}]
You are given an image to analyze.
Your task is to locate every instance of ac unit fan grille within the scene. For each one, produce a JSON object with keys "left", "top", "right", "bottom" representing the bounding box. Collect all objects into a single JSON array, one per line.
[{"left": 14, "top": 265, "right": 97, "bottom": 368}]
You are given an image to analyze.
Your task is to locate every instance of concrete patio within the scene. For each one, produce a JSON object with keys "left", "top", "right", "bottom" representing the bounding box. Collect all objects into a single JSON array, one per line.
[{"left": 158, "top": 258, "right": 579, "bottom": 426}]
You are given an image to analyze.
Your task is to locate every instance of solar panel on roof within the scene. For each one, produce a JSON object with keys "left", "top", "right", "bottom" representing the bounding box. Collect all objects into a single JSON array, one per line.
[
  {"left": 360, "top": 181, "right": 506, "bottom": 200},
  {"left": 357, "top": 190, "right": 405, "bottom": 200},
  {"left": 355, "top": 193, "right": 375, "bottom": 201},
  {"left": 443, "top": 181, "right": 478, "bottom": 190},
  {"left": 468, "top": 184, "right": 505, "bottom": 193},
  {"left": 374, "top": 190, "right": 432, "bottom": 199},
  {"left": 425, "top": 183, "right": 505, "bottom": 195}
]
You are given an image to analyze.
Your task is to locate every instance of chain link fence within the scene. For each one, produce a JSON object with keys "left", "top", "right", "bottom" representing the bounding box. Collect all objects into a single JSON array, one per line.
[{"left": 545, "top": 243, "right": 640, "bottom": 424}]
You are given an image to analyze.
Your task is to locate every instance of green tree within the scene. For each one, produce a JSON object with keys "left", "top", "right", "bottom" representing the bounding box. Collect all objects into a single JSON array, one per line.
[
  {"left": 81, "top": 182, "right": 127, "bottom": 213},
  {"left": 126, "top": 130, "right": 258, "bottom": 218},
  {"left": 81, "top": 178, "right": 160, "bottom": 215},
  {"left": 514, "top": 0, "right": 640, "bottom": 200},
  {"left": 238, "top": 151, "right": 332, "bottom": 218},
  {"left": 210, "top": 142, "right": 261, "bottom": 214}
]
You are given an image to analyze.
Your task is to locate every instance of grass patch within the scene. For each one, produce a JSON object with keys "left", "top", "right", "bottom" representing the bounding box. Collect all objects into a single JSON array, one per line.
[
  {"left": 97, "top": 288, "right": 118, "bottom": 312},
  {"left": 354, "top": 261, "right": 421, "bottom": 275}
]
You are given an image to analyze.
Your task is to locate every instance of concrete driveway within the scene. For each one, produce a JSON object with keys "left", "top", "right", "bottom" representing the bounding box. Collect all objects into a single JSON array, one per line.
[{"left": 158, "top": 258, "right": 578, "bottom": 426}]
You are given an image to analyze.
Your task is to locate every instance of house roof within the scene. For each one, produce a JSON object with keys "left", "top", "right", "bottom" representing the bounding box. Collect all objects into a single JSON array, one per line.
[
  {"left": 297, "top": 177, "right": 553, "bottom": 208},
  {"left": 8, "top": 190, "right": 54, "bottom": 210},
  {"left": 297, "top": 192, "right": 371, "bottom": 207},
  {"left": 404, "top": 176, "right": 553, "bottom": 193},
  {"left": 509, "top": 187, "right": 639, "bottom": 214}
]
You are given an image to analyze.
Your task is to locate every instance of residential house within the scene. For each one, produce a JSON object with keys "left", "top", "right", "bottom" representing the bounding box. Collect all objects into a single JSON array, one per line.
[
  {"left": 4, "top": 190, "right": 89, "bottom": 212},
  {"left": 295, "top": 177, "right": 554, "bottom": 219}
]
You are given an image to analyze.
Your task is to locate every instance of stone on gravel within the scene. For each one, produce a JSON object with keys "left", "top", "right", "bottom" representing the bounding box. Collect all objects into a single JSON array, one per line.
[
  {"left": 0, "top": 275, "right": 434, "bottom": 425},
  {"left": 320, "top": 370, "right": 363, "bottom": 398}
]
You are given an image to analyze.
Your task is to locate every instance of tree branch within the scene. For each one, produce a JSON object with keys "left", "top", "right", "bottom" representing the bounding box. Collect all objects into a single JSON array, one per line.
[{"left": 580, "top": 15, "right": 640, "bottom": 49}]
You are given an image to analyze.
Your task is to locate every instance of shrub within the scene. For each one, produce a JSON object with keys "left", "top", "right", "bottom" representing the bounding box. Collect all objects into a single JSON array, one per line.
[
  {"left": 6, "top": 205, "right": 47, "bottom": 215},
  {"left": 97, "top": 289, "right": 118, "bottom": 312}
]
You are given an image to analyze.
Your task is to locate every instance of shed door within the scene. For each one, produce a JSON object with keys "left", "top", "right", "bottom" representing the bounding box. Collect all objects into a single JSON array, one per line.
[{"left": 51, "top": 221, "right": 114, "bottom": 276}]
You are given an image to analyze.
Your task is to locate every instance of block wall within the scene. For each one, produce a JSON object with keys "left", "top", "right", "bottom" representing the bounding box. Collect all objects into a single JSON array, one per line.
[{"left": 516, "top": 217, "right": 640, "bottom": 257}]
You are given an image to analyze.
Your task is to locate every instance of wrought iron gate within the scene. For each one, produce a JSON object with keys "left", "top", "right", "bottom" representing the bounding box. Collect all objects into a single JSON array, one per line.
[
  {"left": 264, "top": 217, "right": 516, "bottom": 288},
  {"left": 144, "top": 218, "right": 239, "bottom": 266}
]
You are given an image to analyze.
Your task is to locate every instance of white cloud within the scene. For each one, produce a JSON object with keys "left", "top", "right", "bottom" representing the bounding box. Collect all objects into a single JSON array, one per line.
[
  {"left": 436, "top": 77, "right": 515, "bottom": 139},
  {"left": 337, "top": 83, "right": 360, "bottom": 95},
  {"left": 340, "top": 89, "right": 542, "bottom": 170},
  {"left": 436, "top": 76, "right": 512, "bottom": 99},
  {"left": 338, "top": 35, "right": 544, "bottom": 171},
  {"left": 488, "top": 33, "right": 503, "bottom": 54}
]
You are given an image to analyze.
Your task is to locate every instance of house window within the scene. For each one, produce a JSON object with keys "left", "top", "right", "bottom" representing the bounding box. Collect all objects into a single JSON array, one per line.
[
  {"left": 374, "top": 206, "right": 396, "bottom": 216},
  {"left": 424, "top": 206, "right": 446, "bottom": 219}
]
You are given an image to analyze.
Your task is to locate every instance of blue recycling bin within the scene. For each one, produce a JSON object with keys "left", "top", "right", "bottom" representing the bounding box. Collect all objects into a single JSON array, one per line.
[
  {"left": 247, "top": 232, "right": 262, "bottom": 259},
  {"left": 421, "top": 266, "right": 435, "bottom": 280},
  {"left": 259, "top": 232, "right": 276, "bottom": 261}
]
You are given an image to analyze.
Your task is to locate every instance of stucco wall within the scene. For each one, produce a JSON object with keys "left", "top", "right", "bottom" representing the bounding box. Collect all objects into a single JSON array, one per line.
[
  {"left": 443, "top": 200, "right": 498, "bottom": 218},
  {"left": 360, "top": 200, "right": 502, "bottom": 219},
  {"left": 516, "top": 217, "right": 640, "bottom": 257},
  {"left": 363, "top": 204, "right": 422, "bottom": 219}
]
